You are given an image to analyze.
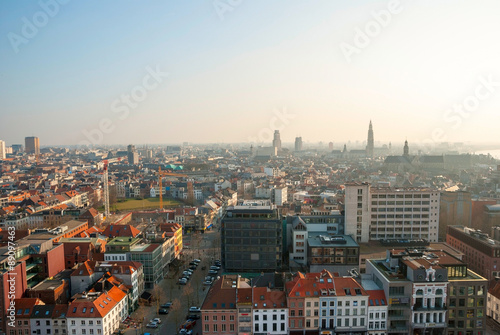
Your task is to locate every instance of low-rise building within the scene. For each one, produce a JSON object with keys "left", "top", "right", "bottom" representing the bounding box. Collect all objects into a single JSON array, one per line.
[{"left": 66, "top": 287, "right": 127, "bottom": 335}]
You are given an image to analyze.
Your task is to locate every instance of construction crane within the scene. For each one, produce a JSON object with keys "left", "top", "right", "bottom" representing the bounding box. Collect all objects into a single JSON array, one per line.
[
  {"left": 101, "top": 157, "right": 124, "bottom": 219},
  {"left": 158, "top": 166, "right": 188, "bottom": 210}
]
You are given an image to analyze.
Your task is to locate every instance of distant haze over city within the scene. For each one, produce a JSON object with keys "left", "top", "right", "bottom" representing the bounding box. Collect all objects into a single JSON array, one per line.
[{"left": 2, "top": 1, "right": 500, "bottom": 147}]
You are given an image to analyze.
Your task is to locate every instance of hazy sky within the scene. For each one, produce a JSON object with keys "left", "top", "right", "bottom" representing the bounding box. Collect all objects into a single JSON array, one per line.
[{"left": 1, "top": 0, "right": 500, "bottom": 147}]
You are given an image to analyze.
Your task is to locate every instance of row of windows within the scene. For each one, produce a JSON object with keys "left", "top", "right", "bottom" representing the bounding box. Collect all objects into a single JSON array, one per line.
[
  {"left": 449, "top": 285, "right": 485, "bottom": 296},
  {"left": 449, "top": 297, "right": 485, "bottom": 308},
  {"left": 291, "top": 317, "right": 368, "bottom": 328},
  {"left": 372, "top": 194, "right": 432, "bottom": 199},
  {"left": 255, "top": 322, "right": 285, "bottom": 332},
  {"left": 204, "top": 323, "right": 234, "bottom": 332},
  {"left": 372, "top": 201, "right": 431, "bottom": 206}
]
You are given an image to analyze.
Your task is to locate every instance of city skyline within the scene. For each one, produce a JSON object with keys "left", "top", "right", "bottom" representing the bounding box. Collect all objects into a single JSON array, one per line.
[{"left": 2, "top": 1, "right": 500, "bottom": 146}]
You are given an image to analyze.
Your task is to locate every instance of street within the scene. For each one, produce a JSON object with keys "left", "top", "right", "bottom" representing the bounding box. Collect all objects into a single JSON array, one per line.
[{"left": 121, "top": 227, "right": 220, "bottom": 335}]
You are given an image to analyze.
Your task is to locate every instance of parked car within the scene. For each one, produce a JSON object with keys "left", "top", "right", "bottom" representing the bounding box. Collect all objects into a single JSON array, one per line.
[
  {"left": 189, "top": 265, "right": 197, "bottom": 270},
  {"left": 203, "top": 280, "right": 212, "bottom": 286},
  {"left": 189, "top": 307, "right": 201, "bottom": 313},
  {"left": 151, "top": 318, "right": 161, "bottom": 324},
  {"left": 210, "top": 266, "right": 220, "bottom": 270},
  {"left": 161, "top": 302, "right": 172, "bottom": 308},
  {"left": 208, "top": 270, "right": 217, "bottom": 275},
  {"left": 178, "top": 278, "right": 188, "bottom": 285},
  {"left": 189, "top": 261, "right": 198, "bottom": 266},
  {"left": 180, "top": 319, "right": 196, "bottom": 329},
  {"left": 146, "top": 322, "right": 158, "bottom": 328},
  {"left": 187, "top": 314, "right": 200, "bottom": 320},
  {"left": 193, "top": 259, "right": 201, "bottom": 263},
  {"left": 158, "top": 309, "right": 169, "bottom": 314}
]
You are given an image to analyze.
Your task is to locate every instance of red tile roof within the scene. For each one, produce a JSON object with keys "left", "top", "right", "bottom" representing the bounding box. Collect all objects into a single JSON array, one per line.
[
  {"left": 202, "top": 277, "right": 237, "bottom": 310},
  {"left": 67, "top": 287, "right": 126, "bottom": 318},
  {"left": 102, "top": 225, "right": 140, "bottom": 238},
  {"left": 367, "top": 290, "right": 387, "bottom": 306}
]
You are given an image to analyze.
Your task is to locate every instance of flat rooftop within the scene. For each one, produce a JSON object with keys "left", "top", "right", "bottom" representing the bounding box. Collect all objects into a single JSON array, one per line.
[
  {"left": 449, "top": 226, "right": 500, "bottom": 247},
  {"left": 31, "top": 279, "right": 64, "bottom": 291},
  {"left": 307, "top": 233, "right": 358, "bottom": 248},
  {"left": 107, "top": 237, "right": 140, "bottom": 245}
]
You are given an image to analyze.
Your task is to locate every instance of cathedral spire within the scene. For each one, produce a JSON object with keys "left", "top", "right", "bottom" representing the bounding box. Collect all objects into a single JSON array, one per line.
[
  {"left": 366, "top": 120, "right": 374, "bottom": 158},
  {"left": 403, "top": 139, "right": 409, "bottom": 157}
]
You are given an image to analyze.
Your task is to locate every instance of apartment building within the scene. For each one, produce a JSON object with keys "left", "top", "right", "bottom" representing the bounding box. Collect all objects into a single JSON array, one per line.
[
  {"left": 286, "top": 270, "right": 369, "bottom": 335},
  {"left": 345, "top": 183, "right": 440, "bottom": 243},
  {"left": 0, "top": 140, "right": 5, "bottom": 160},
  {"left": 366, "top": 290, "right": 388, "bottom": 335},
  {"left": 286, "top": 213, "right": 346, "bottom": 269},
  {"left": 252, "top": 287, "right": 288, "bottom": 335},
  {"left": 446, "top": 226, "right": 500, "bottom": 281},
  {"left": 25, "top": 136, "right": 40, "bottom": 155},
  {"left": 66, "top": 287, "right": 127, "bottom": 335},
  {"left": 201, "top": 275, "right": 242, "bottom": 335},
  {"left": 487, "top": 280, "right": 500, "bottom": 325},
  {"left": 365, "top": 248, "right": 487, "bottom": 335},
  {"left": 30, "top": 304, "right": 68, "bottom": 335}
]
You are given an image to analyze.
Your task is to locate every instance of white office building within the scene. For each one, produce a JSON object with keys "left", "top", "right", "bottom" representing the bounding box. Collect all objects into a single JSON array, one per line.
[{"left": 345, "top": 183, "right": 440, "bottom": 243}]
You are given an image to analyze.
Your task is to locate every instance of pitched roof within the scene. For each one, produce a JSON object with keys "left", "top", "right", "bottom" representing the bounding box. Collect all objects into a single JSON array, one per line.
[
  {"left": 252, "top": 287, "right": 286, "bottom": 309},
  {"left": 102, "top": 225, "right": 140, "bottom": 238},
  {"left": 489, "top": 280, "right": 500, "bottom": 300},
  {"left": 71, "top": 260, "right": 97, "bottom": 277},
  {"left": 67, "top": 289, "right": 125, "bottom": 318},
  {"left": 366, "top": 290, "right": 387, "bottom": 306},
  {"left": 202, "top": 277, "right": 237, "bottom": 310}
]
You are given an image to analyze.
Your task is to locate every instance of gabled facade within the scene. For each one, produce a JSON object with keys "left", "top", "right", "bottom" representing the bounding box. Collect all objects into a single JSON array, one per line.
[{"left": 66, "top": 287, "right": 127, "bottom": 335}]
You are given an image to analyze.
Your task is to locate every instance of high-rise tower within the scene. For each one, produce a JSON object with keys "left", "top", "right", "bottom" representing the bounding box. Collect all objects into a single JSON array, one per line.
[
  {"left": 366, "top": 121, "right": 374, "bottom": 157},
  {"left": 25, "top": 136, "right": 40, "bottom": 155},
  {"left": 127, "top": 144, "right": 139, "bottom": 165},
  {"left": 294, "top": 137, "right": 302, "bottom": 152},
  {"left": 273, "top": 130, "right": 281, "bottom": 151}
]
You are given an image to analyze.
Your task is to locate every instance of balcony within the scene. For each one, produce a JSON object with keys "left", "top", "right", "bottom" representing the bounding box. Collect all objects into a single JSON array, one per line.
[
  {"left": 388, "top": 315, "right": 407, "bottom": 320},
  {"left": 387, "top": 325, "right": 409, "bottom": 333},
  {"left": 412, "top": 305, "right": 447, "bottom": 311},
  {"left": 389, "top": 303, "right": 410, "bottom": 310}
]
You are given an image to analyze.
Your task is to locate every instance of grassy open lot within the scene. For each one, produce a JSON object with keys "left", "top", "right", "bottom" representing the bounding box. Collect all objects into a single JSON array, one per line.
[{"left": 106, "top": 198, "right": 181, "bottom": 211}]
